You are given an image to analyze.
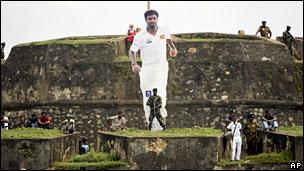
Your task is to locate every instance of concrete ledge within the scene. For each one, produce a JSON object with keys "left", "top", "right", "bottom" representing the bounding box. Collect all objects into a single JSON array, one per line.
[
  {"left": 1, "top": 132, "right": 80, "bottom": 170},
  {"left": 260, "top": 130, "right": 303, "bottom": 162},
  {"left": 222, "top": 130, "right": 303, "bottom": 162},
  {"left": 97, "top": 131, "right": 222, "bottom": 170},
  {"left": 98, "top": 130, "right": 303, "bottom": 170}
]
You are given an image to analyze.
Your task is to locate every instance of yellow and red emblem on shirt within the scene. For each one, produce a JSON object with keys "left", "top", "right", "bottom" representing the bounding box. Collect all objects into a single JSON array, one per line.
[{"left": 160, "top": 35, "right": 165, "bottom": 39}]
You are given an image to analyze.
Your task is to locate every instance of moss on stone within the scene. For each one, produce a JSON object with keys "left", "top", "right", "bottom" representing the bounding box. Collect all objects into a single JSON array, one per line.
[
  {"left": 114, "top": 55, "right": 141, "bottom": 62},
  {"left": 294, "top": 60, "right": 303, "bottom": 101},
  {"left": 107, "top": 127, "right": 223, "bottom": 137},
  {"left": 217, "top": 151, "right": 293, "bottom": 166},
  {"left": 112, "top": 61, "right": 132, "bottom": 81},
  {"left": 18, "top": 148, "right": 34, "bottom": 158},
  {"left": 112, "top": 58, "right": 142, "bottom": 81},
  {"left": 179, "top": 38, "right": 279, "bottom": 44},
  {"left": 1, "top": 127, "right": 64, "bottom": 139},
  {"left": 170, "top": 81, "right": 178, "bottom": 95},
  {"left": 277, "top": 126, "right": 303, "bottom": 136},
  {"left": 15, "top": 35, "right": 125, "bottom": 47}
]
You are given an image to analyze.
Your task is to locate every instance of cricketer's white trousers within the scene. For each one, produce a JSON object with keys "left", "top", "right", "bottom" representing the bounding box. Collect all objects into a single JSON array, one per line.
[
  {"left": 139, "top": 61, "right": 169, "bottom": 131},
  {"left": 231, "top": 136, "right": 242, "bottom": 160}
]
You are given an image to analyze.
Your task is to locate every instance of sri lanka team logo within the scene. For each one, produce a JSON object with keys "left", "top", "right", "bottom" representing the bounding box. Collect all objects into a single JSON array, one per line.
[{"left": 145, "top": 90, "right": 152, "bottom": 97}]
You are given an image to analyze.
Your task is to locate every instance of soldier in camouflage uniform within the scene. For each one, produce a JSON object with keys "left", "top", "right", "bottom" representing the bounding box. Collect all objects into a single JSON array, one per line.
[
  {"left": 146, "top": 88, "right": 166, "bottom": 130},
  {"left": 282, "top": 26, "right": 300, "bottom": 60},
  {"left": 255, "top": 21, "right": 272, "bottom": 38},
  {"left": 243, "top": 113, "right": 260, "bottom": 155}
]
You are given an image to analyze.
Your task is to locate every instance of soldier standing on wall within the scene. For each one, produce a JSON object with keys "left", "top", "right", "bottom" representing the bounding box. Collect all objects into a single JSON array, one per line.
[
  {"left": 255, "top": 21, "right": 272, "bottom": 38},
  {"left": 282, "top": 26, "right": 300, "bottom": 60},
  {"left": 146, "top": 88, "right": 166, "bottom": 130}
]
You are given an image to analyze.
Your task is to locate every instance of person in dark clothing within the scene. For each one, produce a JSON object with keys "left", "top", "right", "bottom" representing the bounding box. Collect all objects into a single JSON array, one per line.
[{"left": 25, "top": 114, "right": 38, "bottom": 128}]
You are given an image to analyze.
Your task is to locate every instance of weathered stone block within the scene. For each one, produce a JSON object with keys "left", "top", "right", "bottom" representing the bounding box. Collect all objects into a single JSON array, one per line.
[
  {"left": 1, "top": 132, "right": 80, "bottom": 170},
  {"left": 97, "top": 131, "right": 222, "bottom": 170},
  {"left": 260, "top": 131, "right": 303, "bottom": 162}
]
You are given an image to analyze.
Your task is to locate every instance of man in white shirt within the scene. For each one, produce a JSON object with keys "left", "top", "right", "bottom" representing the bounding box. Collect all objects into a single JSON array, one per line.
[
  {"left": 107, "top": 111, "right": 127, "bottom": 131},
  {"left": 227, "top": 115, "right": 242, "bottom": 161},
  {"left": 61, "top": 114, "right": 75, "bottom": 133},
  {"left": 129, "top": 9, "right": 178, "bottom": 130},
  {"left": 1, "top": 112, "right": 9, "bottom": 131}
]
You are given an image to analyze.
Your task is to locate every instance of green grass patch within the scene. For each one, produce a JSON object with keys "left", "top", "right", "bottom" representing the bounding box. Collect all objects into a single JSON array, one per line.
[
  {"left": 277, "top": 126, "right": 303, "bottom": 136},
  {"left": 1, "top": 127, "right": 64, "bottom": 139},
  {"left": 246, "top": 151, "right": 293, "bottom": 163},
  {"left": 53, "top": 152, "right": 128, "bottom": 170},
  {"left": 218, "top": 151, "right": 294, "bottom": 166},
  {"left": 107, "top": 127, "right": 223, "bottom": 137},
  {"left": 16, "top": 38, "right": 114, "bottom": 47},
  {"left": 69, "top": 151, "right": 119, "bottom": 163},
  {"left": 53, "top": 161, "right": 127, "bottom": 170}
]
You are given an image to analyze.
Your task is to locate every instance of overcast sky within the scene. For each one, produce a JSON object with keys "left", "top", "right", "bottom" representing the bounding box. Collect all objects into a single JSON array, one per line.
[{"left": 1, "top": 1, "right": 303, "bottom": 59}]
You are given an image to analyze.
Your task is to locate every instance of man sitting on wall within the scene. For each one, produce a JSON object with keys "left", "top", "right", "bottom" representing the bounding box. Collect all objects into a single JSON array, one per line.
[
  {"left": 61, "top": 114, "right": 75, "bottom": 133},
  {"left": 107, "top": 111, "right": 127, "bottom": 131},
  {"left": 38, "top": 112, "right": 52, "bottom": 129},
  {"left": 24, "top": 114, "right": 39, "bottom": 128},
  {"left": 262, "top": 110, "right": 278, "bottom": 131}
]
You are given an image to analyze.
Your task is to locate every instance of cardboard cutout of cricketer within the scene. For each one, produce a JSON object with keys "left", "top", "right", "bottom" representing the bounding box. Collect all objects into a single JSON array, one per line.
[{"left": 129, "top": 9, "right": 178, "bottom": 130}]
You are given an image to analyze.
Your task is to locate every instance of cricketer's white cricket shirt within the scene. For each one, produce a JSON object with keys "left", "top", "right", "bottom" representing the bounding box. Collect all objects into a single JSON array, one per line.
[{"left": 130, "top": 26, "right": 171, "bottom": 65}]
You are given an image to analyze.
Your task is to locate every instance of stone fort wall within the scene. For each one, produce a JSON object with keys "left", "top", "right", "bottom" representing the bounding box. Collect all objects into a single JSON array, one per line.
[{"left": 1, "top": 33, "right": 303, "bottom": 147}]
